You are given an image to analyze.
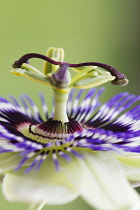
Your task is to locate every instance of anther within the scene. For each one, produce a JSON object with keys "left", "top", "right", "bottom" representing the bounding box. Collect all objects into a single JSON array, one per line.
[{"left": 111, "top": 78, "right": 129, "bottom": 86}]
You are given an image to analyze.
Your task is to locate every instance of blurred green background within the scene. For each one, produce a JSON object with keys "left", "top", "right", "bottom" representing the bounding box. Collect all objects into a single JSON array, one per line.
[{"left": 0, "top": 0, "right": 140, "bottom": 209}]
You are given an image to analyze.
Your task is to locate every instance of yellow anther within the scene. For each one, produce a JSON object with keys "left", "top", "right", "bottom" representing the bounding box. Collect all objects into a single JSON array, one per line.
[{"left": 10, "top": 69, "right": 24, "bottom": 76}]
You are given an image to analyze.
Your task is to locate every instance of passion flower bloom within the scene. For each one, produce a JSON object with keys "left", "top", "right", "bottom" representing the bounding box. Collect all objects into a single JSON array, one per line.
[{"left": 0, "top": 47, "right": 140, "bottom": 210}]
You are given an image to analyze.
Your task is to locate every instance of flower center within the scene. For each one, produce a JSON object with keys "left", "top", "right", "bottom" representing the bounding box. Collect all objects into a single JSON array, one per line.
[{"left": 21, "top": 118, "right": 84, "bottom": 144}]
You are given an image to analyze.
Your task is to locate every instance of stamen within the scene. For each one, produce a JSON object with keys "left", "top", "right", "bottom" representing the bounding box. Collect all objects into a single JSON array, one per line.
[{"left": 68, "top": 62, "right": 129, "bottom": 86}]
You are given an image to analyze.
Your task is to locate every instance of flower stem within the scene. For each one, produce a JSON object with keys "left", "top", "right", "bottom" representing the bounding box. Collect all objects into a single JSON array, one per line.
[
  {"left": 28, "top": 201, "right": 46, "bottom": 210},
  {"left": 53, "top": 89, "right": 69, "bottom": 122}
]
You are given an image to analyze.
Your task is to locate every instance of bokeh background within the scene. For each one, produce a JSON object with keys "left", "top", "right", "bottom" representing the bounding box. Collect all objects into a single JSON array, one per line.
[{"left": 0, "top": 0, "right": 140, "bottom": 209}]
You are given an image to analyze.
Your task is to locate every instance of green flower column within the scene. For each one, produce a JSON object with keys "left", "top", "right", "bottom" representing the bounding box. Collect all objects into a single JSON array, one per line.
[{"left": 53, "top": 89, "right": 69, "bottom": 122}]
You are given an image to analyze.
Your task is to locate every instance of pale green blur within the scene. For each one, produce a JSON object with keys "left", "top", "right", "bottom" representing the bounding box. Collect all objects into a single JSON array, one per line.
[{"left": 0, "top": 0, "right": 140, "bottom": 209}]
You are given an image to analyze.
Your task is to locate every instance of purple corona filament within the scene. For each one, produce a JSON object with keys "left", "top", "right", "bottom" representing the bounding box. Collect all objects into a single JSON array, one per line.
[
  {"left": 12, "top": 53, "right": 128, "bottom": 85},
  {"left": 0, "top": 88, "right": 140, "bottom": 173}
]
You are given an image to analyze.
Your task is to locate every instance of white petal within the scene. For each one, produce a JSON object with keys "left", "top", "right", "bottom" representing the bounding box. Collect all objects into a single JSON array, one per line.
[
  {"left": 79, "top": 151, "right": 140, "bottom": 210},
  {"left": 117, "top": 155, "right": 140, "bottom": 182},
  {"left": 2, "top": 156, "right": 84, "bottom": 205}
]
